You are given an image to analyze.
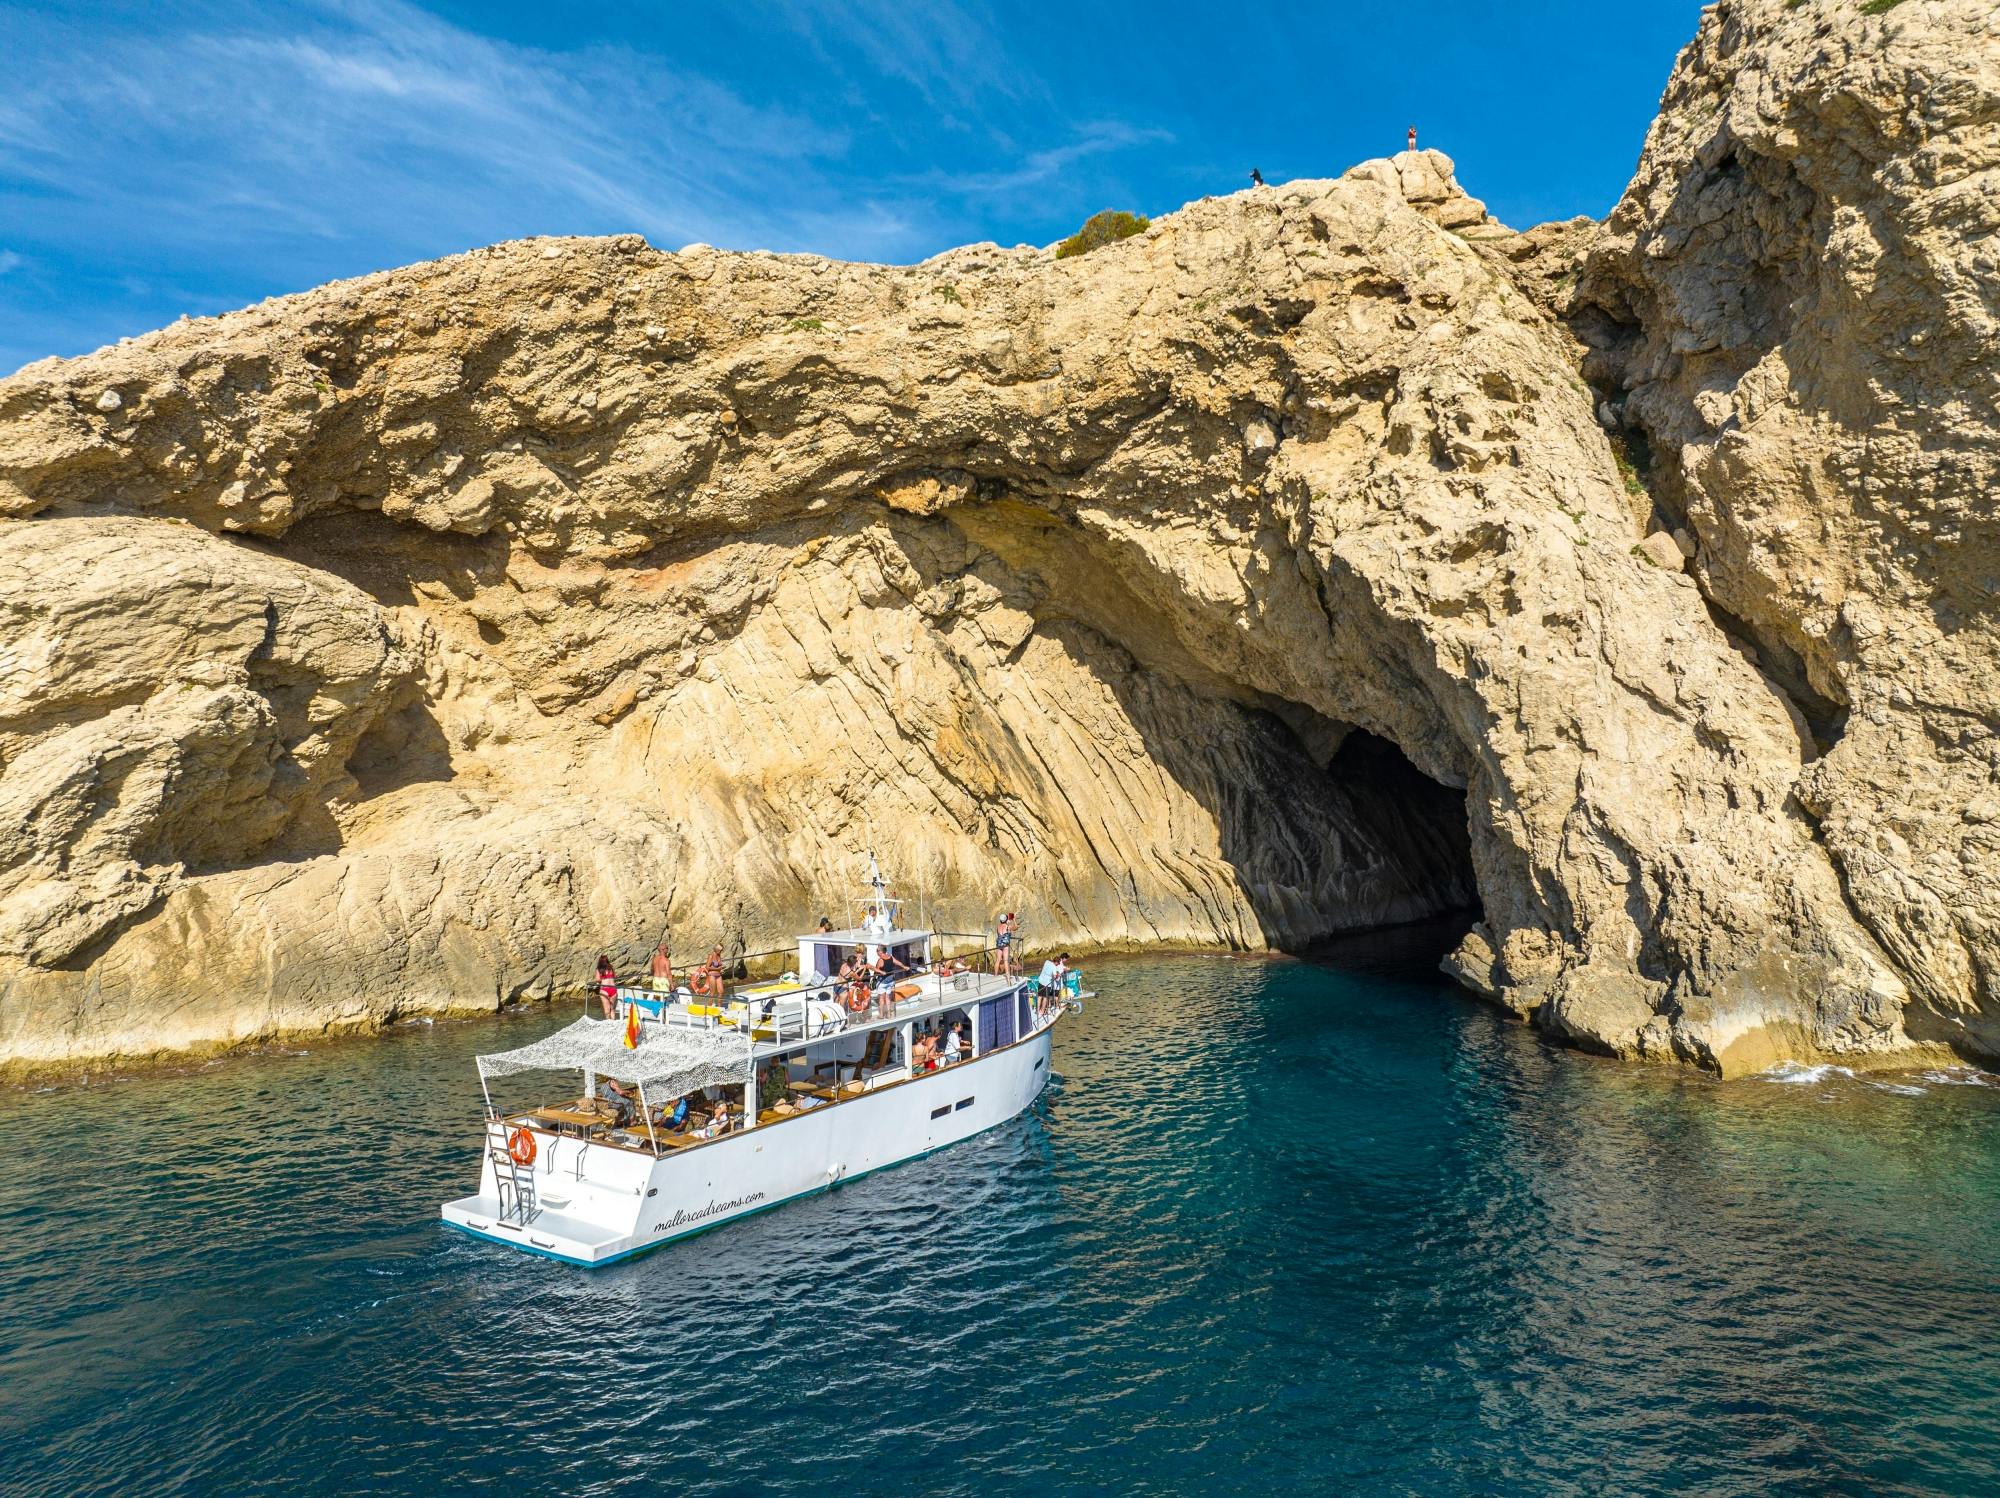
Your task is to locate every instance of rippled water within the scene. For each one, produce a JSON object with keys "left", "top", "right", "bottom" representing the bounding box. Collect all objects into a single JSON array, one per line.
[{"left": 5, "top": 927, "right": 1999, "bottom": 1496}]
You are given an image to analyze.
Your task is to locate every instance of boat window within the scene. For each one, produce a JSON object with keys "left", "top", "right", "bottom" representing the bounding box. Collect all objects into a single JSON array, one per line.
[
  {"left": 955, "top": 1097, "right": 974, "bottom": 1111},
  {"left": 930, "top": 1104, "right": 950, "bottom": 1119},
  {"left": 978, "top": 996, "right": 1016, "bottom": 1051}
]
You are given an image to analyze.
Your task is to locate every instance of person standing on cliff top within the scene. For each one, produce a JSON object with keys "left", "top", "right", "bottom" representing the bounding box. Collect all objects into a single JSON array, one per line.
[
  {"left": 1407, "top": 126, "right": 1417, "bottom": 151},
  {"left": 1249, "top": 167, "right": 1264, "bottom": 187}
]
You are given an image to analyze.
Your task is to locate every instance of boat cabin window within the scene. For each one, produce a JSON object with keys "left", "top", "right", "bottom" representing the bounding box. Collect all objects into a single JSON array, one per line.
[
  {"left": 977, "top": 995, "right": 1017, "bottom": 1051},
  {"left": 810, "top": 940, "right": 924, "bottom": 978}
]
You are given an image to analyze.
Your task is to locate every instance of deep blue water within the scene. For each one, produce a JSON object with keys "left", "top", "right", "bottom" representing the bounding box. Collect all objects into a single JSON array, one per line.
[{"left": 5, "top": 927, "right": 2000, "bottom": 1496}]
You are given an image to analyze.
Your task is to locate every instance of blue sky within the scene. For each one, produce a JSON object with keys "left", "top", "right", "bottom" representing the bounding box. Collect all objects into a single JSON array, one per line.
[{"left": 0, "top": 0, "right": 1702, "bottom": 375}]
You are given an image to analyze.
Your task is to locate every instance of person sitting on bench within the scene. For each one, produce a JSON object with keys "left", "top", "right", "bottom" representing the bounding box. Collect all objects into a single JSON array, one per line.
[
  {"left": 693, "top": 1098, "right": 730, "bottom": 1139},
  {"left": 592, "top": 1077, "right": 636, "bottom": 1127}
]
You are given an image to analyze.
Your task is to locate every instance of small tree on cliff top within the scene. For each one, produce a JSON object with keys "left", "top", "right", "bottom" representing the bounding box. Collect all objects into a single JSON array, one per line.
[{"left": 1055, "top": 209, "right": 1150, "bottom": 259}]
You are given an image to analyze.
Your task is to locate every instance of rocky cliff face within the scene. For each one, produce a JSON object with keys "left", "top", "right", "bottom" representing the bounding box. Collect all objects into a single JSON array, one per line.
[
  {"left": 0, "top": 0, "right": 1992, "bottom": 1079},
  {"left": 1575, "top": 0, "right": 2000, "bottom": 1062}
]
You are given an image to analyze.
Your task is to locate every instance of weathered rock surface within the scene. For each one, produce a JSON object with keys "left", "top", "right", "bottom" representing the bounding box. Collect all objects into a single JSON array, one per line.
[
  {"left": 1576, "top": 0, "right": 2000, "bottom": 1063},
  {"left": 0, "top": 0, "right": 1992, "bottom": 1078}
]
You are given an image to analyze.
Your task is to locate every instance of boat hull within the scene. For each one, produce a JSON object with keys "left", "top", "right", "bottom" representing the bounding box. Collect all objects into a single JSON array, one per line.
[{"left": 442, "top": 1008, "right": 1057, "bottom": 1266}]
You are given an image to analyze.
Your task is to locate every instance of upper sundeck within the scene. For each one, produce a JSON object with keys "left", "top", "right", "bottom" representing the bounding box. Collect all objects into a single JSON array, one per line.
[
  {"left": 746, "top": 968, "right": 1020, "bottom": 1059},
  {"left": 612, "top": 961, "right": 1021, "bottom": 1057},
  {"left": 813, "top": 924, "right": 927, "bottom": 946}
]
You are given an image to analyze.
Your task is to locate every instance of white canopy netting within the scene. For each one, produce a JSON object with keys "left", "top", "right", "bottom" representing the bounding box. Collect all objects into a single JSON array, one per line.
[{"left": 477, "top": 1017, "right": 748, "bottom": 1097}]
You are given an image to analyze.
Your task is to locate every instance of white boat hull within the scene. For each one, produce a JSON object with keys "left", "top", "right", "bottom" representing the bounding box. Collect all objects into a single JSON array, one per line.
[{"left": 442, "top": 1006, "right": 1058, "bottom": 1266}]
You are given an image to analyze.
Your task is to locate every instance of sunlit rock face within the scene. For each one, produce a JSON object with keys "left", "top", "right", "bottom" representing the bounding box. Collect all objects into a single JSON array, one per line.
[
  {"left": 1575, "top": 0, "right": 2000, "bottom": 1065},
  {"left": 2, "top": 0, "right": 1992, "bottom": 1077}
]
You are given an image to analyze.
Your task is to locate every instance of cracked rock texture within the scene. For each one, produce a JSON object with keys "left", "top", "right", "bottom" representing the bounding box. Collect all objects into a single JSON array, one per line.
[
  {"left": 1576, "top": 0, "right": 2000, "bottom": 1063},
  {"left": 0, "top": 0, "right": 1992, "bottom": 1078}
]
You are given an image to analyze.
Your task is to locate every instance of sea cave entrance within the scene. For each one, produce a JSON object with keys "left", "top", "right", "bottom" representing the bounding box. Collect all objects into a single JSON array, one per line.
[{"left": 1205, "top": 710, "right": 1480, "bottom": 954}]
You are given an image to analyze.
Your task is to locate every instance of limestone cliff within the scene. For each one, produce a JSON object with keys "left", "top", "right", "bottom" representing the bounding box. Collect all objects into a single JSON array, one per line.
[
  {"left": 0, "top": 0, "right": 1992, "bottom": 1079},
  {"left": 1575, "top": 0, "right": 2000, "bottom": 1063}
]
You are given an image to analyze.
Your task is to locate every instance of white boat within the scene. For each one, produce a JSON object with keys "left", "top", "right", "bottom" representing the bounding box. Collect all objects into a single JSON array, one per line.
[{"left": 440, "top": 862, "right": 1079, "bottom": 1266}]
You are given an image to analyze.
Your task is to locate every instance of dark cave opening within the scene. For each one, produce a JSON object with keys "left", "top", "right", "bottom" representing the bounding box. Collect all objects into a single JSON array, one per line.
[
  {"left": 1320, "top": 728, "right": 1480, "bottom": 920},
  {"left": 1204, "top": 712, "right": 1481, "bottom": 953}
]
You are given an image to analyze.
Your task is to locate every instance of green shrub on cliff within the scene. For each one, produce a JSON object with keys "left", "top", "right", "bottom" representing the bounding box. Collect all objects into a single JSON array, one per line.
[{"left": 1055, "top": 210, "right": 1150, "bottom": 260}]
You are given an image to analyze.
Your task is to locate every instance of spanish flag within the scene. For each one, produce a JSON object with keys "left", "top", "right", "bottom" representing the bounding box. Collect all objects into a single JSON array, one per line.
[{"left": 624, "top": 1001, "right": 640, "bottom": 1050}]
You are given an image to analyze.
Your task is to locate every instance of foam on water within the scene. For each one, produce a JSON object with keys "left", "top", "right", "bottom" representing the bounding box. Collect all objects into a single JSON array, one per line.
[
  {"left": 1761, "top": 1061, "right": 1858, "bottom": 1085},
  {"left": 1922, "top": 1067, "right": 1999, "bottom": 1087},
  {"left": 4, "top": 937, "right": 1999, "bottom": 1496}
]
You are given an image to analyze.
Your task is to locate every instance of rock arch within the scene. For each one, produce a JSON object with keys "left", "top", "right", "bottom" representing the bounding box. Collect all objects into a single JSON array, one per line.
[{"left": 0, "top": 165, "right": 1916, "bottom": 1075}]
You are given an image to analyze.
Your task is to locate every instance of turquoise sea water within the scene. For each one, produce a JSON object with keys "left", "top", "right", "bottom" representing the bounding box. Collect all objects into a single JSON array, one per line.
[{"left": 4, "top": 927, "right": 1999, "bottom": 1496}]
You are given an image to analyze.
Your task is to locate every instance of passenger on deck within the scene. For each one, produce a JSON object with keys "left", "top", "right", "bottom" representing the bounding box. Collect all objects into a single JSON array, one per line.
[
  {"left": 870, "top": 956, "right": 901, "bottom": 1017},
  {"left": 653, "top": 1094, "right": 692, "bottom": 1132},
  {"left": 595, "top": 955, "right": 618, "bottom": 1018},
  {"left": 694, "top": 1098, "right": 730, "bottom": 1138},
  {"left": 691, "top": 947, "right": 725, "bottom": 1000},
  {"left": 760, "top": 1058, "right": 791, "bottom": 1110},
  {"left": 648, "top": 942, "right": 676, "bottom": 994},
  {"left": 594, "top": 1077, "right": 636, "bottom": 1126},
  {"left": 942, "top": 1023, "right": 965, "bottom": 1063},
  {"left": 912, "top": 1030, "right": 939, "bottom": 1070},
  {"left": 1043, "top": 953, "right": 1070, "bottom": 1015},
  {"left": 880, "top": 948, "right": 916, "bottom": 982},
  {"left": 996, "top": 913, "right": 1017, "bottom": 975}
]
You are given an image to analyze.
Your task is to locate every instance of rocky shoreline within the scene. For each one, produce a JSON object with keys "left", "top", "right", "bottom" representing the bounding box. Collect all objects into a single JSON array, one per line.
[{"left": 3, "top": 0, "right": 1995, "bottom": 1080}]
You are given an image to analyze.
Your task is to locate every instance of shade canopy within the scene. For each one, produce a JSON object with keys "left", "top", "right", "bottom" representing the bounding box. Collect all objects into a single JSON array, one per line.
[{"left": 477, "top": 1016, "right": 747, "bottom": 1097}]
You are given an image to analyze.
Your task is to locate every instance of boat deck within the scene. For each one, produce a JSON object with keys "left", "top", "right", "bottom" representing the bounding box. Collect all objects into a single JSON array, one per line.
[
  {"left": 617, "top": 968, "right": 1028, "bottom": 1056},
  {"left": 498, "top": 980, "right": 1052, "bottom": 1164}
]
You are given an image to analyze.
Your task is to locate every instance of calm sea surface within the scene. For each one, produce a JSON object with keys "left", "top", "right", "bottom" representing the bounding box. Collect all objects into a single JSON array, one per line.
[{"left": 4, "top": 928, "right": 1999, "bottom": 1496}]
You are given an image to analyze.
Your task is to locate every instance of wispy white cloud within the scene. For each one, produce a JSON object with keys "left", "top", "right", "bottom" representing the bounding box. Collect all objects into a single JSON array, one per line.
[
  {"left": 931, "top": 122, "right": 1175, "bottom": 196},
  {"left": 0, "top": 251, "right": 24, "bottom": 276},
  {"left": 0, "top": 0, "right": 901, "bottom": 261},
  {"left": 0, "top": 0, "right": 1175, "bottom": 368},
  {"left": 765, "top": 0, "right": 1041, "bottom": 115}
]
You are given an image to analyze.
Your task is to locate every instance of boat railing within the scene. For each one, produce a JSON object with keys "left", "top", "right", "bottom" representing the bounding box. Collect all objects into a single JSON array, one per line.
[{"left": 613, "top": 955, "right": 1020, "bottom": 1044}]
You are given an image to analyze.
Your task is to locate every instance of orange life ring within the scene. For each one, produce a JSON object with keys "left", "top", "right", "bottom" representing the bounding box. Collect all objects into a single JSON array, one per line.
[
  {"left": 844, "top": 985, "right": 870, "bottom": 1014},
  {"left": 507, "top": 1127, "right": 536, "bottom": 1166}
]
